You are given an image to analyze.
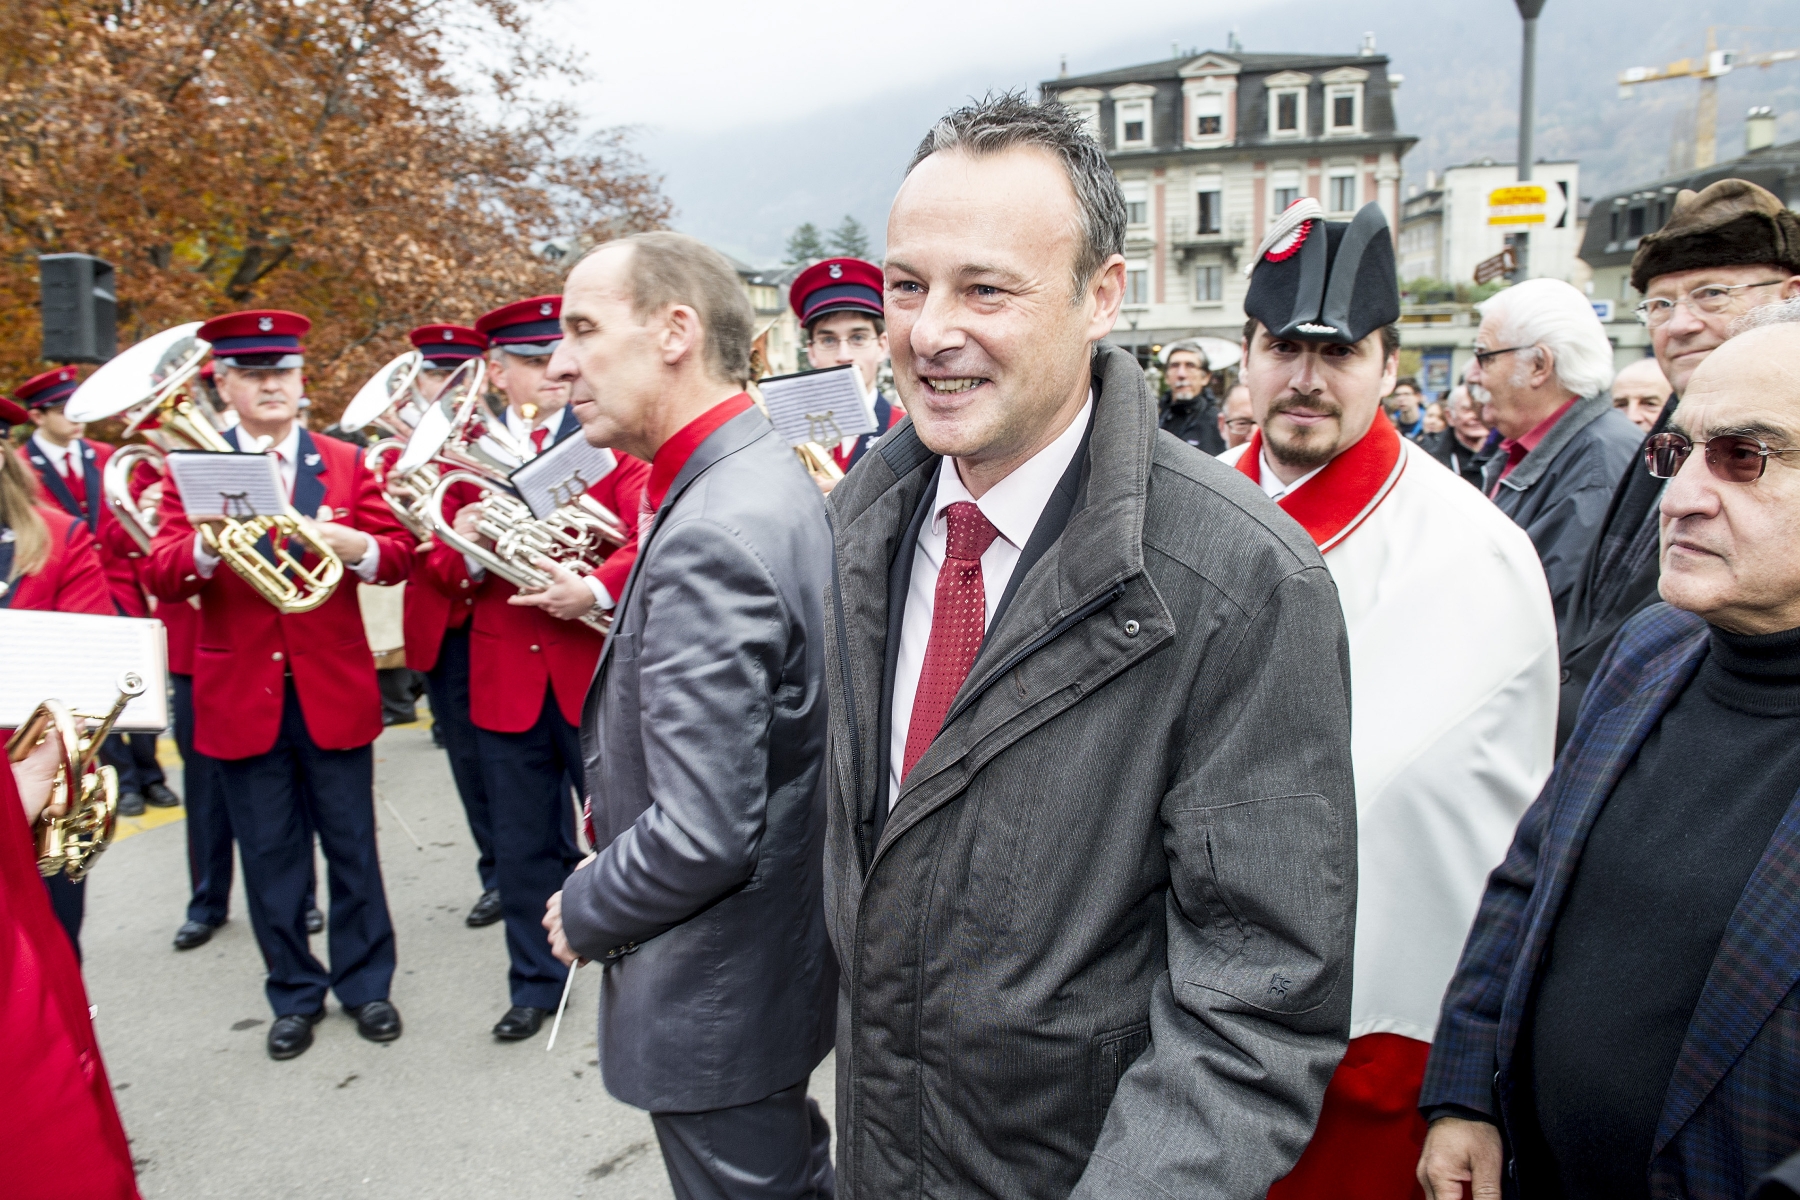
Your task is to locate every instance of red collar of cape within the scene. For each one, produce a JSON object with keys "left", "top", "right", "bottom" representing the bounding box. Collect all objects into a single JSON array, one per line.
[{"left": 1234, "top": 414, "right": 1407, "bottom": 553}]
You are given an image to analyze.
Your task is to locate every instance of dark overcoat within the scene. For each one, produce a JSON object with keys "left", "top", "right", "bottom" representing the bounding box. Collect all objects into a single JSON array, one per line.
[{"left": 822, "top": 343, "right": 1359, "bottom": 1197}]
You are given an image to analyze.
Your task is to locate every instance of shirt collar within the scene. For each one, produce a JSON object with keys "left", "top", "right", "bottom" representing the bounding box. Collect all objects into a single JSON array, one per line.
[
  {"left": 1501, "top": 396, "right": 1576, "bottom": 459},
  {"left": 269, "top": 423, "right": 302, "bottom": 463},
  {"left": 1256, "top": 447, "right": 1324, "bottom": 501},
  {"left": 30, "top": 431, "right": 71, "bottom": 465},
  {"left": 505, "top": 404, "right": 565, "bottom": 441},
  {"left": 644, "top": 393, "right": 756, "bottom": 513},
  {"left": 931, "top": 395, "right": 1092, "bottom": 551}
]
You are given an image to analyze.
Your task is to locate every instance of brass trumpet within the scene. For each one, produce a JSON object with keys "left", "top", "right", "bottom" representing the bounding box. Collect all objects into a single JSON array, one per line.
[
  {"left": 65, "top": 323, "right": 344, "bottom": 614},
  {"left": 7, "top": 672, "right": 147, "bottom": 880}
]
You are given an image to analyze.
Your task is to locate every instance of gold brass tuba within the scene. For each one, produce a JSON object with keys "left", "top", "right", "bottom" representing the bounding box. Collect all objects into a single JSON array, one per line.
[
  {"left": 65, "top": 324, "right": 344, "bottom": 614},
  {"left": 407, "top": 376, "right": 627, "bottom": 633},
  {"left": 6, "top": 672, "right": 147, "bottom": 880}
]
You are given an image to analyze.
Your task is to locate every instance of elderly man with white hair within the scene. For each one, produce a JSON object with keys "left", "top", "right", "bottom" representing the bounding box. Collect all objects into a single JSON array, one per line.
[{"left": 1467, "top": 278, "right": 1642, "bottom": 622}]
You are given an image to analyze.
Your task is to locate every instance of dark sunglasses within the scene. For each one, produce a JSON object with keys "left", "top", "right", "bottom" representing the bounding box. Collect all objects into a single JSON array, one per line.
[{"left": 1645, "top": 431, "right": 1800, "bottom": 483}]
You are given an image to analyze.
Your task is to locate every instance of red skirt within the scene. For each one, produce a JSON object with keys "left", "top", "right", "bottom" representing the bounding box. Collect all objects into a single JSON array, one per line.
[{"left": 1269, "top": 1032, "right": 1431, "bottom": 1200}]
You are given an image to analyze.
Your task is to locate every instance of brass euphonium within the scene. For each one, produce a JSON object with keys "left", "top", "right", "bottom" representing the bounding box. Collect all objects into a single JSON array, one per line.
[
  {"left": 65, "top": 323, "right": 343, "bottom": 614},
  {"left": 6, "top": 672, "right": 147, "bottom": 880},
  {"left": 339, "top": 350, "right": 436, "bottom": 539},
  {"left": 405, "top": 376, "right": 627, "bottom": 633}
]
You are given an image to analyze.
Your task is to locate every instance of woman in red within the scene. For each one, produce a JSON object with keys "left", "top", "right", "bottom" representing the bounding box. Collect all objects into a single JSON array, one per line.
[
  {"left": 3, "top": 410, "right": 117, "bottom": 956},
  {"left": 0, "top": 401, "right": 139, "bottom": 1198}
]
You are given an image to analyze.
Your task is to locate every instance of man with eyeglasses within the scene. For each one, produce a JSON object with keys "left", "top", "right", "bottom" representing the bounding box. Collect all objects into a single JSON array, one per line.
[
  {"left": 1555, "top": 179, "right": 1800, "bottom": 749},
  {"left": 1417, "top": 309, "right": 1800, "bottom": 1200},
  {"left": 1216, "top": 382, "right": 1254, "bottom": 450},
  {"left": 788, "top": 256, "right": 901, "bottom": 491},
  {"left": 1467, "top": 278, "right": 1641, "bottom": 625},
  {"left": 1157, "top": 338, "right": 1224, "bottom": 453}
]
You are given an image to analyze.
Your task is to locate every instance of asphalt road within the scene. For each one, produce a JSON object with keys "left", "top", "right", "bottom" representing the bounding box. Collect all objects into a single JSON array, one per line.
[{"left": 82, "top": 712, "right": 835, "bottom": 1198}]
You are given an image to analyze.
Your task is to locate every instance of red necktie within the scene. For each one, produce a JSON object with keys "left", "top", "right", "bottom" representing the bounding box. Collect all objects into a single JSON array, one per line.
[
  {"left": 60, "top": 454, "right": 87, "bottom": 514},
  {"left": 530, "top": 427, "right": 549, "bottom": 455},
  {"left": 902, "top": 501, "right": 1000, "bottom": 781}
]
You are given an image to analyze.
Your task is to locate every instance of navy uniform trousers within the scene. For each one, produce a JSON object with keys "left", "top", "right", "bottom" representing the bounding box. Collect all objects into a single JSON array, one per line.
[
  {"left": 101, "top": 732, "right": 166, "bottom": 795},
  {"left": 474, "top": 685, "right": 579, "bottom": 1010},
  {"left": 172, "top": 673, "right": 235, "bottom": 926},
  {"left": 215, "top": 679, "right": 395, "bottom": 1016},
  {"left": 423, "top": 627, "right": 496, "bottom": 893}
]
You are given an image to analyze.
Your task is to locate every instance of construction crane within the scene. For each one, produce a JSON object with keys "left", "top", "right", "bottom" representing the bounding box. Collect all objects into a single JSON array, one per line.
[{"left": 1618, "top": 26, "right": 1798, "bottom": 168}]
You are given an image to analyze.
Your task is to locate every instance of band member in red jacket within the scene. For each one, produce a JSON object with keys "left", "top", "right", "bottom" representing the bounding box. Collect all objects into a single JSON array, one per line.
[
  {"left": 145, "top": 310, "right": 413, "bottom": 1061},
  {"left": 0, "top": 407, "right": 116, "bottom": 958},
  {"left": 399, "top": 322, "right": 500, "bottom": 927},
  {"left": 13, "top": 368, "right": 177, "bottom": 818},
  {"left": 1, "top": 742, "right": 141, "bottom": 1200},
  {"left": 426, "top": 296, "right": 648, "bottom": 1041},
  {"left": 788, "top": 256, "right": 903, "bottom": 486}
]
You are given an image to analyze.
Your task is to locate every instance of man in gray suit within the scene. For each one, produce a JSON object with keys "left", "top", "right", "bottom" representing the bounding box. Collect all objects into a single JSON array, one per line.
[
  {"left": 531, "top": 231, "right": 837, "bottom": 1199},
  {"left": 821, "top": 93, "right": 1358, "bottom": 1197}
]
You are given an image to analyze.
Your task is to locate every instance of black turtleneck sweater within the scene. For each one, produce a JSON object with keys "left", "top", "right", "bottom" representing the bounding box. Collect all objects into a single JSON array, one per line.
[{"left": 1523, "top": 622, "right": 1800, "bottom": 1199}]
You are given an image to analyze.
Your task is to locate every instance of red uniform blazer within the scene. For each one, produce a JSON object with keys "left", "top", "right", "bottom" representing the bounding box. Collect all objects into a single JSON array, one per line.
[
  {"left": 422, "top": 451, "right": 649, "bottom": 733},
  {"left": 2, "top": 507, "right": 115, "bottom": 616},
  {"left": 144, "top": 428, "right": 413, "bottom": 760},
  {"left": 0, "top": 765, "right": 140, "bottom": 1200},
  {"left": 159, "top": 594, "right": 201, "bottom": 676},
  {"left": 402, "top": 540, "right": 473, "bottom": 673},
  {"left": 18, "top": 439, "right": 146, "bottom": 617}
]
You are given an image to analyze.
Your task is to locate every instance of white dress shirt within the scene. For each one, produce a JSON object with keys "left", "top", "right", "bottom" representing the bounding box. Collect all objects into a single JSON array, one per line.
[
  {"left": 31, "top": 432, "right": 84, "bottom": 482},
  {"left": 193, "top": 423, "right": 380, "bottom": 583},
  {"left": 887, "top": 397, "right": 1092, "bottom": 808},
  {"left": 1256, "top": 446, "right": 1325, "bottom": 502}
]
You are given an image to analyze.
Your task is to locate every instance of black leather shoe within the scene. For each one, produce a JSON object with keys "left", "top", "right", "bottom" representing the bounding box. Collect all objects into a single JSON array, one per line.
[
  {"left": 466, "top": 889, "right": 503, "bottom": 927},
  {"left": 267, "top": 1009, "right": 326, "bottom": 1060},
  {"left": 173, "top": 920, "right": 217, "bottom": 950},
  {"left": 348, "top": 999, "right": 403, "bottom": 1043},
  {"left": 492, "top": 1006, "right": 548, "bottom": 1041},
  {"left": 144, "top": 782, "right": 181, "bottom": 808},
  {"left": 117, "top": 790, "right": 146, "bottom": 817},
  {"left": 305, "top": 907, "right": 324, "bottom": 934}
]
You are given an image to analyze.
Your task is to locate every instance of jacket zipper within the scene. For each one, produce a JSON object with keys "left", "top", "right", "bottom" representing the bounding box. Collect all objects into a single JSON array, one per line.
[{"left": 938, "top": 582, "right": 1128, "bottom": 731}]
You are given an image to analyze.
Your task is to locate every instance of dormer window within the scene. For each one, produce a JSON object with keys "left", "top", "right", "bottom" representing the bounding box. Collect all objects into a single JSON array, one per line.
[
  {"left": 1276, "top": 92, "right": 1300, "bottom": 133},
  {"left": 1193, "top": 93, "right": 1223, "bottom": 137},
  {"left": 1118, "top": 100, "right": 1150, "bottom": 147},
  {"left": 1264, "top": 71, "right": 1313, "bottom": 140},
  {"left": 1321, "top": 68, "right": 1368, "bottom": 137},
  {"left": 1054, "top": 87, "right": 1104, "bottom": 141}
]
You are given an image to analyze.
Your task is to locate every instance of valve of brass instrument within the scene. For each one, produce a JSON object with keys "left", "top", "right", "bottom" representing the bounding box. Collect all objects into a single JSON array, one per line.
[{"left": 6, "top": 672, "right": 147, "bottom": 881}]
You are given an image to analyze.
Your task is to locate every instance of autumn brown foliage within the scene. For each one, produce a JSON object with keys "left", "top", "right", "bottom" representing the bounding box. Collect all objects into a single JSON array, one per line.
[{"left": 0, "top": 0, "right": 670, "bottom": 423}]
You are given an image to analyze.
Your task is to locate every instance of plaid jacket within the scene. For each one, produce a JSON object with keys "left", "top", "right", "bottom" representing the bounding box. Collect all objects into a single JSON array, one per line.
[{"left": 1421, "top": 602, "right": 1800, "bottom": 1199}]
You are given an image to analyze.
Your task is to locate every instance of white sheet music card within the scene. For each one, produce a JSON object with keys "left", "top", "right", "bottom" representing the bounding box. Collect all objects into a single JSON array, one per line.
[
  {"left": 165, "top": 450, "right": 286, "bottom": 519},
  {"left": 510, "top": 436, "right": 618, "bottom": 520},
  {"left": 757, "top": 365, "right": 878, "bottom": 448},
  {"left": 0, "top": 612, "right": 170, "bottom": 732}
]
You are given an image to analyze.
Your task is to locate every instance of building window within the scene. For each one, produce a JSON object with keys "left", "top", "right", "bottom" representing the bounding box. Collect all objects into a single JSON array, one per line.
[
  {"left": 1329, "top": 174, "right": 1357, "bottom": 213},
  {"left": 1609, "top": 210, "right": 1621, "bottom": 242},
  {"left": 1125, "top": 262, "right": 1150, "bottom": 306},
  {"left": 1064, "top": 101, "right": 1101, "bottom": 139},
  {"left": 1193, "top": 93, "right": 1223, "bottom": 138},
  {"left": 1122, "top": 179, "right": 1149, "bottom": 227},
  {"left": 1196, "top": 189, "right": 1222, "bottom": 234},
  {"left": 1117, "top": 101, "right": 1150, "bottom": 147},
  {"left": 1274, "top": 90, "right": 1302, "bottom": 135},
  {"left": 1194, "top": 265, "right": 1223, "bottom": 303},
  {"left": 1628, "top": 207, "right": 1645, "bottom": 238},
  {"left": 1333, "top": 93, "right": 1355, "bottom": 128}
]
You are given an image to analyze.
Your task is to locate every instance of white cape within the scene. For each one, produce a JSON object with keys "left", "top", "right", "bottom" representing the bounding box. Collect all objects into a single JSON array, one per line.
[{"left": 1223, "top": 439, "right": 1558, "bottom": 1041}]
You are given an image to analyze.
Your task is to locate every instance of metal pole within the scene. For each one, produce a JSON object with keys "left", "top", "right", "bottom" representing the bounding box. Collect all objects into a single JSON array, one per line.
[{"left": 1512, "top": 1, "right": 1545, "bottom": 282}]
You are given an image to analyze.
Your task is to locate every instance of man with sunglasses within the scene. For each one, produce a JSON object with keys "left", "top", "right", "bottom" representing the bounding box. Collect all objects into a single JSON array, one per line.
[
  {"left": 1419, "top": 310, "right": 1800, "bottom": 1200},
  {"left": 1467, "top": 278, "right": 1641, "bottom": 626},
  {"left": 1555, "top": 179, "right": 1800, "bottom": 748}
]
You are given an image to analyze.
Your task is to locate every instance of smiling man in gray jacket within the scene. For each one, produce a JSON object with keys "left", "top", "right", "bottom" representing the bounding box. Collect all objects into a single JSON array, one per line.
[{"left": 822, "top": 93, "right": 1358, "bottom": 1198}]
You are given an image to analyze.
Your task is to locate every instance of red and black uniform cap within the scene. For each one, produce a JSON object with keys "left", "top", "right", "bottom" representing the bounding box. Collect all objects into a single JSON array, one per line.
[
  {"left": 13, "top": 366, "right": 81, "bottom": 411},
  {"left": 475, "top": 297, "right": 562, "bottom": 356},
  {"left": 1243, "top": 200, "right": 1399, "bottom": 346},
  {"left": 199, "top": 310, "right": 311, "bottom": 369},
  {"left": 410, "top": 324, "right": 490, "bottom": 369},
  {"left": 789, "top": 258, "right": 883, "bottom": 329}
]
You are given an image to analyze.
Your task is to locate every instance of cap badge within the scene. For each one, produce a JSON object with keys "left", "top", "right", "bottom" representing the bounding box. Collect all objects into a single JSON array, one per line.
[
  {"left": 258, "top": 317, "right": 274, "bottom": 332},
  {"left": 1296, "top": 322, "right": 1339, "bottom": 335},
  {"left": 443, "top": 330, "right": 455, "bottom": 341},
  {"left": 539, "top": 303, "right": 552, "bottom": 316},
  {"left": 1265, "top": 220, "right": 1313, "bottom": 264},
  {"left": 828, "top": 263, "right": 843, "bottom": 279}
]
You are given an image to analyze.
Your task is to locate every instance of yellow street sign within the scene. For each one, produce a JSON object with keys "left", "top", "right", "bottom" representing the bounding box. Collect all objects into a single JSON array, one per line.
[{"left": 1489, "top": 186, "right": 1548, "bottom": 206}]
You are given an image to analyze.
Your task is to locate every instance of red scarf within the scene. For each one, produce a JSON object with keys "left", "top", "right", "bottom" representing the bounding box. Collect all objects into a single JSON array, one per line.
[{"left": 1234, "top": 415, "right": 1406, "bottom": 553}]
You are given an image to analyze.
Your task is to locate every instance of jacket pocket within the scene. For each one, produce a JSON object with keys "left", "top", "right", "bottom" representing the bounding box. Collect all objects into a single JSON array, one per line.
[
  {"left": 1167, "top": 792, "right": 1347, "bottom": 1016},
  {"left": 1090, "top": 1021, "right": 1151, "bottom": 1142}
]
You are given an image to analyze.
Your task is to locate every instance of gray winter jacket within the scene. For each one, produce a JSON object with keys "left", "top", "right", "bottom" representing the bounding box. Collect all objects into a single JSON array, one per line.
[
  {"left": 822, "top": 343, "right": 1358, "bottom": 1198},
  {"left": 1482, "top": 393, "right": 1643, "bottom": 625}
]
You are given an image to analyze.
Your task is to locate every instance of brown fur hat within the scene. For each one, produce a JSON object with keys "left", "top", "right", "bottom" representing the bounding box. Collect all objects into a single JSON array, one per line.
[{"left": 1630, "top": 179, "right": 1800, "bottom": 293}]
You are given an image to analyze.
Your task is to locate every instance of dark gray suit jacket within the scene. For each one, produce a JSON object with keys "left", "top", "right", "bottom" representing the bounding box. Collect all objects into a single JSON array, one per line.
[
  {"left": 823, "top": 344, "right": 1357, "bottom": 1198},
  {"left": 562, "top": 405, "right": 837, "bottom": 1114}
]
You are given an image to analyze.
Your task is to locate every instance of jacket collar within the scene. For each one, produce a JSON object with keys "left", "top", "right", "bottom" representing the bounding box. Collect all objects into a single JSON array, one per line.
[
  {"left": 1493, "top": 390, "right": 1614, "bottom": 494},
  {"left": 24, "top": 436, "right": 99, "bottom": 528},
  {"left": 829, "top": 343, "right": 1170, "bottom": 868},
  {"left": 1233, "top": 415, "right": 1405, "bottom": 553}
]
